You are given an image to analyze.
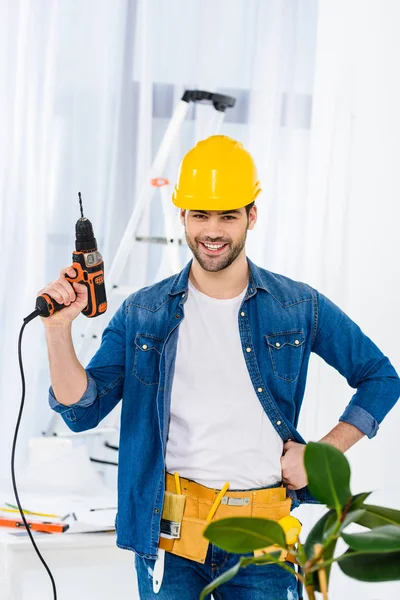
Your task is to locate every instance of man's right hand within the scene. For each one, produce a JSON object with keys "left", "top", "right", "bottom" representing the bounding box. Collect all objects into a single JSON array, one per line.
[{"left": 38, "top": 266, "right": 88, "bottom": 327}]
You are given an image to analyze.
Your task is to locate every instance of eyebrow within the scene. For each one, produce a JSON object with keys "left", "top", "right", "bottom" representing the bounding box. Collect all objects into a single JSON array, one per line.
[{"left": 192, "top": 210, "right": 242, "bottom": 215}]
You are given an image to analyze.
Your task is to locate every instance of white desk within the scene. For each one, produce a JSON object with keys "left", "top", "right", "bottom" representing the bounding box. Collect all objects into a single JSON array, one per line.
[{"left": 0, "top": 529, "right": 139, "bottom": 600}]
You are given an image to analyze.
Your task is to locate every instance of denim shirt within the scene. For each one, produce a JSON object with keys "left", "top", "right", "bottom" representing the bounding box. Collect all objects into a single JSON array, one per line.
[{"left": 49, "top": 259, "right": 400, "bottom": 558}]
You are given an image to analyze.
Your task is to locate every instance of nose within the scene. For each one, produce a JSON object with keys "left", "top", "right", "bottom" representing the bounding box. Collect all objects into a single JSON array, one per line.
[{"left": 202, "top": 217, "right": 225, "bottom": 240}]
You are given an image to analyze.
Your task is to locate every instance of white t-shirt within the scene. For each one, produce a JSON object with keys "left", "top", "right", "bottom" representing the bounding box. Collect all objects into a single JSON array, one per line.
[{"left": 165, "top": 280, "right": 283, "bottom": 489}]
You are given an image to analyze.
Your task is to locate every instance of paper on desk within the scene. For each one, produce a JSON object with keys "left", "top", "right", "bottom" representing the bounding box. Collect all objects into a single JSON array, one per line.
[
  {"left": 8, "top": 520, "right": 116, "bottom": 537},
  {"left": 0, "top": 444, "right": 113, "bottom": 497},
  {"left": 0, "top": 443, "right": 118, "bottom": 533},
  {"left": 64, "top": 521, "right": 116, "bottom": 534},
  {"left": 0, "top": 501, "right": 117, "bottom": 537},
  {"left": 0, "top": 497, "right": 116, "bottom": 524}
]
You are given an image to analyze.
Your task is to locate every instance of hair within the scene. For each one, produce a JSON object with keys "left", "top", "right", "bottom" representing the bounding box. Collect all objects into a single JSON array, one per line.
[
  {"left": 182, "top": 202, "right": 255, "bottom": 215},
  {"left": 245, "top": 201, "right": 255, "bottom": 216}
]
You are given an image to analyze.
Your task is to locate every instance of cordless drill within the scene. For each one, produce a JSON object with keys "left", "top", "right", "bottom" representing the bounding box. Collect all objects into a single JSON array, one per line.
[{"left": 36, "top": 194, "right": 107, "bottom": 318}]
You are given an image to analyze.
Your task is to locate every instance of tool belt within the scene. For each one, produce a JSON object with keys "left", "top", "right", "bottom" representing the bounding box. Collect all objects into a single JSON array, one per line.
[{"left": 158, "top": 473, "right": 292, "bottom": 564}]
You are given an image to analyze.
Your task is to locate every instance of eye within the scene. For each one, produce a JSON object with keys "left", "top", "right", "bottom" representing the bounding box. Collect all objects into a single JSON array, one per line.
[
  {"left": 223, "top": 215, "right": 236, "bottom": 220},
  {"left": 193, "top": 214, "right": 207, "bottom": 219}
]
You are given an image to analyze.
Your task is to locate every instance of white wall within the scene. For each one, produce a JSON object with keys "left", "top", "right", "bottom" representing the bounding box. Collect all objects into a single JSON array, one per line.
[{"left": 296, "top": 2, "right": 400, "bottom": 598}]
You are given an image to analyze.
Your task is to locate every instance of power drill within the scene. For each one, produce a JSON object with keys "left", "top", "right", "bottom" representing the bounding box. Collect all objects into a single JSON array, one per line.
[{"left": 36, "top": 193, "right": 107, "bottom": 318}]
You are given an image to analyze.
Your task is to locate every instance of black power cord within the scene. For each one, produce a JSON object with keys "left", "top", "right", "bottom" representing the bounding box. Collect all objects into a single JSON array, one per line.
[
  {"left": 90, "top": 458, "right": 118, "bottom": 466},
  {"left": 104, "top": 442, "right": 119, "bottom": 452},
  {"left": 12, "top": 310, "right": 57, "bottom": 600}
]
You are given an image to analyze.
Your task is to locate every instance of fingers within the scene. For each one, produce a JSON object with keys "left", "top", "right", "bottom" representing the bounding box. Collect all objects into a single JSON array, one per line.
[
  {"left": 282, "top": 474, "right": 306, "bottom": 490},
  {"left": 51, "top": 281, "right": 76, "bottom": 305},
  {"left": 72, "top": 282, "right": 88, "bottom": 301},
  {"left": 61, "top": 266, "right": 77, "bottom": 280},
  {"left": 283, "top": 441, "right": 297, "bottom": 452},
  {"left": 286, "top": 483, "right": 304, "bottom": 491},
  {"left": 38, "top": 266, "right": 78, "bottom": 305}
]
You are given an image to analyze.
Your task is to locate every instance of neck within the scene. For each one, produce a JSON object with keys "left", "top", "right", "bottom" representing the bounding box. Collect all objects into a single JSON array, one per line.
[{"left": 189, "top": 252, "right": 250, "bottom": 299}]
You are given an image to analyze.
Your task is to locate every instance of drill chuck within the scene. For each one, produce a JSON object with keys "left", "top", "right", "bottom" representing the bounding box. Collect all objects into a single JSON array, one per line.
[
  {"left": 75, "top": 217, "right": 97, "bottom": 252},
  {"left": 35, "top": 194, "right": 107, "bottom": 319}
]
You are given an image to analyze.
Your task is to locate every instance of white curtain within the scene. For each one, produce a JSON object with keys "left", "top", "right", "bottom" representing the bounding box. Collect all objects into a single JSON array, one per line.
[
  {"left": 295, "top": 1, "right": 400, "bottom": 599},
  {"left": 0, "top": 0, "right": 132, "bottom": 473},
  {"left": 1, "top": 1, "right": 399, "bottom": 597},
  {"left": 0, "top": 0, "right": 317, "bottom": 460}
]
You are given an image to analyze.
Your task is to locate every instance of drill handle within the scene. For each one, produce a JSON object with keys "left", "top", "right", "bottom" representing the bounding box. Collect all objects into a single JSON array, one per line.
[
  {"left": 36, "top": 252, "right": 107, "bottom": 319},
  {"left": 35, "top": 294, "right": 66, "bottom": 318},
  {"left": 66, "top": 252, "right": 107, "bottom": 318}
]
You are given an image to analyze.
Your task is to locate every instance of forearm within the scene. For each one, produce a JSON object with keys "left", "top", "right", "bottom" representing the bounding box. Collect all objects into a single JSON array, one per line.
[
  {"left": 319, "top": 421, "right": 364, "bottom": 453},
  {"left": 282, "top": 423, "right": 365, "bottom": 490},
  {"left": 45, "top": 324, "right": 88, "bottom": 406}
]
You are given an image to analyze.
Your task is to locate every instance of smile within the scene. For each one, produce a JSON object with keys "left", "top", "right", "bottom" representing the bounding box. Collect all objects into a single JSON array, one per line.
[{"left": 199, "top": 242, "right": 228, "bottom": 254}]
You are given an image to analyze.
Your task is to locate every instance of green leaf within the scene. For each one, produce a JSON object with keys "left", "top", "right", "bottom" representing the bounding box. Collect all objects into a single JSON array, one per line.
[
  {"left": 340, "top": 509, "right": 367, "bottom": 531},
  {"left": 199, "top": 560, "right": 241, "bottom": 599},
  {"left": 306, "top": 508, "right": 365, "bottom": 592},
  {"left": 199, "top": 553, "right": 282, "bottom": 599},
  {"left": 252, "top": 551, "right": 283, "bottom": 563},
  {"left": 320, "top": 508, "right": 365, "bottom": 538},
  {"left": 342, "top": 525, "right": 400, "bottom": 553},
  {"left": 296, "top": 541, "right": 307, "bottom": 564},
  {"left": 304, "top": 510, "right": 336, "bottom": 559},
  {"left": 350, "top": 492, "right": 372, "bottom": 509},
  {"left": 203, "top": 517, "right": 287, "bottom": 553},
  {"left": 304, "top": 509, "right": 338, "bottom": 592},
  {"left": 322, "top": 511, "right": 338, "bottom": 537},
  {"left": 356, "top": 504, "right": 400, "bottom": 529},
  {"left": 338, "top": 549, "right": 400, "bottom": 581},
  {"left": 304, "top": 442, "right": 352, "bottom": 511}
]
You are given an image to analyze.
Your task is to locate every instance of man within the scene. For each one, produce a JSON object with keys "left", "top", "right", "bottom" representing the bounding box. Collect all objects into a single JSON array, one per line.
[{"left": 40, "top": 135, "right": 400, "bottom": 599}]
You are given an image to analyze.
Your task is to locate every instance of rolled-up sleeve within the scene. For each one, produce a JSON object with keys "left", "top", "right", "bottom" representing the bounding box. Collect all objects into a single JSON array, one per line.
[
  {"left": 48, "top": 300, "right": 127, "bottom": 432},
  {"left": 312, "top": 290, "right": 400, "bottom": 438}
]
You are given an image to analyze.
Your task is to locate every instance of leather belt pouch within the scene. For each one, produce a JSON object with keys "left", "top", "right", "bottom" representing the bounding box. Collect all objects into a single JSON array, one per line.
[{"left": 159, "top": 473, "right": 291, "bottom": 564}]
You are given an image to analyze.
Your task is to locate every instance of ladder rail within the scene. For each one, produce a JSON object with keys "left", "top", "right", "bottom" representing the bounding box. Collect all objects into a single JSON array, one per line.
[{"left": 44, "top": 90, "right": 236, "bottom": 436}]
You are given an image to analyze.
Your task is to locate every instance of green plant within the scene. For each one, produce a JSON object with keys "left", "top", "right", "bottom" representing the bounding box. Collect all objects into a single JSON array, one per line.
[{"left": 200, "top": 442, "right": 400, "bottom": 599}]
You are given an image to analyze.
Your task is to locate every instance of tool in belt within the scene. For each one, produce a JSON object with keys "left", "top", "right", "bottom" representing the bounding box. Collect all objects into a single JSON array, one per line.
[{"left": 153, "top": 472, "right": 295, "bottom": 593}]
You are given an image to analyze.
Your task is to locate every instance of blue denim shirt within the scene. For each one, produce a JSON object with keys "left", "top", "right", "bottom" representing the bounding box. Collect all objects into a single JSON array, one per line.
[{"left": 49, "top": 259, "right": 400, "bottom": 558}]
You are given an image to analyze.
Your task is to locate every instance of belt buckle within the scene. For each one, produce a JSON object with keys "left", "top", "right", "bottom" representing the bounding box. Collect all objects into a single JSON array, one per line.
[{"left": 221, "top": 496, "right": 250, "bottom": 506}]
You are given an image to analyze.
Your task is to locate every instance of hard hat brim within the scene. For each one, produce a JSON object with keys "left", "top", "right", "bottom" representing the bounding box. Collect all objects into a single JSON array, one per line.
[{"left": 172, "top": 187, "right": 261, "bottom": 211}]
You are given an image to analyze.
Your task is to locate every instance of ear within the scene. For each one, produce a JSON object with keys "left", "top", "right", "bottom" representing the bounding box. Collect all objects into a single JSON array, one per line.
[
  {"left": 180, "top": 209, "right": 186, "bottom": 225},
  {"left": 247, "top": 205, "right": 257, "bottom": 230}
]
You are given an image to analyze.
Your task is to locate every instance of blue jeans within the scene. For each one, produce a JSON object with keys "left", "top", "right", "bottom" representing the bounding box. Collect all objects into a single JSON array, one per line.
[{"left": 135, "top": 544, "right": 300, "bottom": 600}]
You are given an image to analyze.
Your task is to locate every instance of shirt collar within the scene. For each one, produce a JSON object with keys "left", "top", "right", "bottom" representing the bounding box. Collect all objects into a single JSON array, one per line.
[{"left": 168, "top": 257, "right": 270, "bottom": 297}]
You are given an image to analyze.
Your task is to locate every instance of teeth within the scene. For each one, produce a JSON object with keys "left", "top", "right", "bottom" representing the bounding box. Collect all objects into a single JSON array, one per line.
[{"left": 204, "top": 243, "right": 224, "bottom": 249}]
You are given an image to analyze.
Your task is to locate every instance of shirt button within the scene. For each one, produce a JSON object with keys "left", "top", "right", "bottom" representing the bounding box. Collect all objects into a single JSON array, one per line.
[
  {"left": 155, "top": 508, "right": 160, "bottom": 514},
  {"left": 142, "top": 344, "right": 148, "bottom": 350},
  {"left": 175, "top": 314, "right": 181, "bottom": 319},
  {"left": 182, "top": 293, "right": 186, "bottom": 298},
  {"left": 240, "top": 312, "right": 245, "bottom": 317},
  {"left": 249, "top": 288, "right": 253, "bottom": 293},
  {"left": 257, "top": 387, "right": 263, "bottom": 393},
  {"left": 246, "top": 347, "right": 252, "bottom": 353},
  {"left": 275, "top": 342, "right": 281, "bottom": 348},
  {"left": 276, "top": 420, "right": 282, "bottom": 425},
  {"left": 294, "top": 340, "right": 300, "bottom": 345}
]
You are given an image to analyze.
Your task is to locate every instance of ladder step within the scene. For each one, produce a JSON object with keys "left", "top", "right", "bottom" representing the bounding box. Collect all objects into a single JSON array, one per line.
[{"left": 135, "top": 236, "right": 185, "bottom": 245}]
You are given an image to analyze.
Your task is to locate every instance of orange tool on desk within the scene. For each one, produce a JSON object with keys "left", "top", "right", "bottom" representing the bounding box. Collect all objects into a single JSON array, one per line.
[{"left": 0, "top": 517, "right": 69, "bottom": 533}]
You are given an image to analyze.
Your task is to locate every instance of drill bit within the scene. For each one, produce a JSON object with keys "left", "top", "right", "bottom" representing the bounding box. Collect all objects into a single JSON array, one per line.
[{"left": 78, "top": 192, "right": 84, "bottom": 218}]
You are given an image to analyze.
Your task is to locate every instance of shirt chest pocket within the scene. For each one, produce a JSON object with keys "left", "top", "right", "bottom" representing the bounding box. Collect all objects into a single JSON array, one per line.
[
  {"left": 265, "top": 331, "right": 305, "bottom": 382},
  {"left": 133, "top": 334, "right": 164, "bottom": 386}
]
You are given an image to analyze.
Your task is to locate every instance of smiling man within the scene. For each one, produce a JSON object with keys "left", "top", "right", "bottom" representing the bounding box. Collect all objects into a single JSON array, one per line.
[
  {"left": 184, "top": 205, "right": 252, "bottom": 269},
  {"left": 42, "top": 135, "right": 400, "bottom": 600}
]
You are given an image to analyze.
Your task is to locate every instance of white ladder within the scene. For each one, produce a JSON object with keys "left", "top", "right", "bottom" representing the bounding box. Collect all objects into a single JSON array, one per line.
[{"left": 45, "top": 89, "right": 236, "bottom": 443}]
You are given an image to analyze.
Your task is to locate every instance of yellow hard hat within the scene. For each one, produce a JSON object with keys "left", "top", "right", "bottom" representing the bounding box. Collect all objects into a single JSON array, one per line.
[{"left": 172, "top": 135, "right": 261, "bottom": 210}]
